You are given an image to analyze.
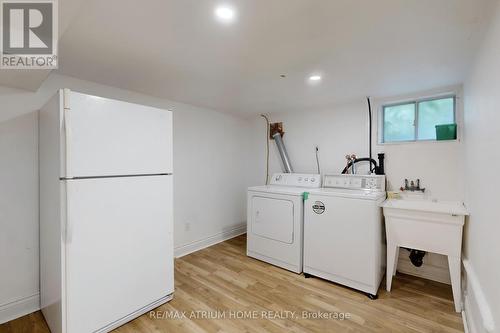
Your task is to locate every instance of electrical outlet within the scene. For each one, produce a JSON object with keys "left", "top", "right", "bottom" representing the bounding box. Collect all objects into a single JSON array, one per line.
[{"left": 185, "top": 222, "right": 191, "bottom": 232}]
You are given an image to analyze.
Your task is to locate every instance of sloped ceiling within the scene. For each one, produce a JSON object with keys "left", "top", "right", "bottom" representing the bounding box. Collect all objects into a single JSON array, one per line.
[{"left": 1, "top": 0, "right": 495, "bottom": 114}]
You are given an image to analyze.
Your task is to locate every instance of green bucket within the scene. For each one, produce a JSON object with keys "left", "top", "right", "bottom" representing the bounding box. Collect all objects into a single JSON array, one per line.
[{"left": 435, "top": 123, "right": 457, "bottom": 141}]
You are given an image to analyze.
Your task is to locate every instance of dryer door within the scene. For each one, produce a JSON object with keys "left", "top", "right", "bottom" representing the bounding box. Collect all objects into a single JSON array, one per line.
[{"left": 251, "top": 196, "right": 294, "bottom": 244}]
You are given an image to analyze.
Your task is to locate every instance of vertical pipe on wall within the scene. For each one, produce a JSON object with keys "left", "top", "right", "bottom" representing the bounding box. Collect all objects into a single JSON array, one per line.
[
  {"left": 272, "top": 132, "right": 293, "bottom": 173},
  {"left": 367, "top": 96, "right": 373, "bottom": 163},
  {"left": 260, "top": 114, "right": 271, "bottom": 184}
]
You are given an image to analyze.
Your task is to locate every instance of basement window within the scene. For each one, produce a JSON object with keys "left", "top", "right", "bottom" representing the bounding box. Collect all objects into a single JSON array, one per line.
[{"left": 381, "top": 96, "right": 456, "bottom": 143}]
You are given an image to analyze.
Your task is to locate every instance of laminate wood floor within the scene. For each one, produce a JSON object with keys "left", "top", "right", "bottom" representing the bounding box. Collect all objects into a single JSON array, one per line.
[{"left": 0, "top": 235, "right": 463, "bottom": 333}]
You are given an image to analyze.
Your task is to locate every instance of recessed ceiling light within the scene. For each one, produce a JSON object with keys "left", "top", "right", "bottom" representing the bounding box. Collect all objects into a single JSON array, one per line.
[
  {"left": 309, "top": 75, "right": 322, "bottom": 82},
  {"left": 215, "top": 5, "right": 236, "bottom": 23}
]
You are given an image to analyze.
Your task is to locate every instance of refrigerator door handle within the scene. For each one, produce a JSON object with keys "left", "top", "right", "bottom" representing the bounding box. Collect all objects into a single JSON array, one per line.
[
  {"left": 65, "top": 182, "right": 73, "bottom": 244},
  {"left": 64, "top": 90, "right": 72, "bottom": 178}
]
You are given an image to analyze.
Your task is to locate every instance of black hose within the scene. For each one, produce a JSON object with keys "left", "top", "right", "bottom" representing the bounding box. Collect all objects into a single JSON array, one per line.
[
  {"left": 341, "top": 158, "right": 378, "bottom": 174},
  {"left": 315, "top": 146, "right": 320, "bottom": 174},
  {"left": 367, "top": 97, "right": 372, "bottom": 162}
]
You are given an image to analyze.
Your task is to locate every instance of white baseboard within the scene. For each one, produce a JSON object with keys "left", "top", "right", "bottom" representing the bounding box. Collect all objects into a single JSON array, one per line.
[
  {"left": 396, "top": 251, "right": 451, "bottom": 284},
  {"left": 462, "top": 258, "right": 495, "bottom": 333},
  {"left": 96, "top": 294, "right": 173, "bottom": 333},
  {"left": 174, "top": 223, "right": 246, "bottom": 258},
  {"left": 0, "top": 293, "right": 40, "bottom": 324}
]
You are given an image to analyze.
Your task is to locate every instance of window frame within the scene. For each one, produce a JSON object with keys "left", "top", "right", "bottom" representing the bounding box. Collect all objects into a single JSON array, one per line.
[{"left": 381, "top": 95, "right": 456, "bottom": 144}]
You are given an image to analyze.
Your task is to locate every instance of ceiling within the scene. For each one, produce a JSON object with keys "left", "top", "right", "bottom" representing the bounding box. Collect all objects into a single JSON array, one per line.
[{"left": 0, "top": 0, "right": 494, "bottom": 115}]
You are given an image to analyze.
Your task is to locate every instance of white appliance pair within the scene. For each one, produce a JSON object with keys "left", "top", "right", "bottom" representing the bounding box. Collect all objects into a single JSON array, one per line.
[
  {"left": 247, "top": 173, "right": 385, "bottom": 298},
  {"left": 39, "top": 89, "right": 174, "bottom": 333}
]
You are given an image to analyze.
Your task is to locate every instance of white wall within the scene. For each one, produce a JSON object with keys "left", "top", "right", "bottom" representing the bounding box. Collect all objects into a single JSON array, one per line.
[
  {"left": 0, "top": 74, "right": 259, "bottom": 322},
  {"left": 372, "top": 86, "right": 465, "bottom": 202},
  {"left": 463, "top": 1, "right": 500, "bottom": 331},
  {"left": 0, "top": 112, "right": 39, "bottom": 322},
  {"left": 256, "top": 87, "right": 464, "bottom": 200},
  {"left": 254, "top": 101, "right": 370, "bottom": 177}
]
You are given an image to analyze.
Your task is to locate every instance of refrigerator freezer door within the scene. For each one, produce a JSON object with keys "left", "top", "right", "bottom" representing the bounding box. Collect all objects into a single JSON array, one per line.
[
  {"left": 62, "top": 91, "right": 172, "bottom": 178},
  {"left": 64, "top": 175, "right": 173, "bottom": 333}
]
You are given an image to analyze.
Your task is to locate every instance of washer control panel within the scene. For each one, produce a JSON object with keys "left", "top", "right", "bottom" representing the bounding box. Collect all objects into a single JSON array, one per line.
[
  {"left": 270, "top": 173, "right": 321, "bottom": 188},
  {"left": 323, "top": 174, "right": 385, "bottom": 191}
]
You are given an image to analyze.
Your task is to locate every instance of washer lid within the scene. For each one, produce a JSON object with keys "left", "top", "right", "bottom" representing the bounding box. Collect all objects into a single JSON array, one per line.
[
  {"left": 308, "top": 188, "right": 386, "bottom": 200},
  {"left": 248, "top": 185, "right": 309, "bottom": 196}
]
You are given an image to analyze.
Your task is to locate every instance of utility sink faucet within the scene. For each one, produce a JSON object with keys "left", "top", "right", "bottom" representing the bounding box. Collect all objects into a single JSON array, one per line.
[{"left": 401, "top": 179, "right": 425, "bottom": 193}]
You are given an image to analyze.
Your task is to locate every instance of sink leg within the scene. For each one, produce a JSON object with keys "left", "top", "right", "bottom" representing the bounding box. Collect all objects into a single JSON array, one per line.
[
  {"left": 386, "top": 242, "right": 397, "bottom": 292},
  {"left": 393, "top": 246, "right": 399, "bottom": 276},
  {"left": 448, "top": 256, "right": 462, "bottom": 312}
]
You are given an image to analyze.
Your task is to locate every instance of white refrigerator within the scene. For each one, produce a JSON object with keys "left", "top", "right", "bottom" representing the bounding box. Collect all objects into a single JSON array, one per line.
[{"left": 39, "top": 89, "right": 174, "bottom": 333}]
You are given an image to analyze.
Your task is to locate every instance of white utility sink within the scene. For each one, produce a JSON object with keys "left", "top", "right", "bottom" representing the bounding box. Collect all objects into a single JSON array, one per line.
[{"left": 382, "top": 196, "right": 468, "bottom": 312}]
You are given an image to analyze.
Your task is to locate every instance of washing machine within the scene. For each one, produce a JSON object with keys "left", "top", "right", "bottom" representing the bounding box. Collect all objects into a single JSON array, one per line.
[
  {"left": 247, "top": 173, "right": 321, "bottom": 273},
  {"left": 304, "top": 174, "right": 386, "bottom": 298}
]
